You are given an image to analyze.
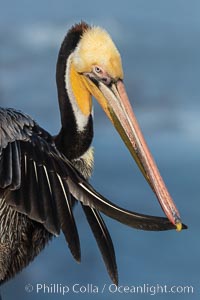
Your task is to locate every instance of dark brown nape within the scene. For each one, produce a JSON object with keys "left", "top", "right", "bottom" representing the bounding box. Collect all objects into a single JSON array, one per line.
[
  {"left": 55, "top": 21, "right": 94, "bottom": 160},
  {"left": 56, "top": 21, "right": 90, "bottom": 125}
]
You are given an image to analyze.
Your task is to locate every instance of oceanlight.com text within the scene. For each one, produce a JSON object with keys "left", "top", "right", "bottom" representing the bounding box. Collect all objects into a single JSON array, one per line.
[{"left": 25, "top": 282, "right": 194, "bottom": 296}]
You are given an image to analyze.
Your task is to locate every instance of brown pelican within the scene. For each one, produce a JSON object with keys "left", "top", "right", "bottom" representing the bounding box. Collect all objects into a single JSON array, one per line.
[{"left": 0, "top": 22, "right": 186, "bottom": 285}]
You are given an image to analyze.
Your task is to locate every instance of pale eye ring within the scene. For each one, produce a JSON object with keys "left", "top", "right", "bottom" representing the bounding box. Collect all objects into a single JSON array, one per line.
[{"left": 94, "top": 66, "right": 102, "bottom": 74}]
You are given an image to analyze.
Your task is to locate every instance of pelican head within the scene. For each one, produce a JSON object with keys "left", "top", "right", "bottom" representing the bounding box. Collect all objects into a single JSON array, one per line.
[
  {"left": 63, "top": 22, "right": 182, "bottom": 230},
  {"left": 73, "top": 26, "right": 123, "bottom": 80}
]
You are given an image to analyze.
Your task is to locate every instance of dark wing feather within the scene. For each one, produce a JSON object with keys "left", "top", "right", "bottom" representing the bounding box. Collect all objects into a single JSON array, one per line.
[
  {"left": 61, "top": 167, "right": 188, "bottom": 231},
  {"left": 47, "top": 172, "right": 80, "bottom": 261},
  {"left": 81, "top": 205, "right": 118, "bottom": 284},
  {"left": 0, "top": 143, "right": 12, "bottom": 188},
  {"left": 11, "top": 141, "right": 21, "bottom": 189}
]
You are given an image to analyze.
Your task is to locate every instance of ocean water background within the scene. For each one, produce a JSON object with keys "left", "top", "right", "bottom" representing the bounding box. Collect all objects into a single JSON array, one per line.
[{"left": 0, "top": 0, "right": 199, "bottom": 299}]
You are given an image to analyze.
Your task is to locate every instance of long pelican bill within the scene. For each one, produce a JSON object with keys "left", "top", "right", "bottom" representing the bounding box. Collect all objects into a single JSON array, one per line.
[{"left": 83, "top": 77, "right": 182, "bottom": 231}]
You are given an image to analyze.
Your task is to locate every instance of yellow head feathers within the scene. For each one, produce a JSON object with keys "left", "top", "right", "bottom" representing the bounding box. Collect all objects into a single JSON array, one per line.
[{"left": 73, "top": 26, "right": 124, "bottom": 80}]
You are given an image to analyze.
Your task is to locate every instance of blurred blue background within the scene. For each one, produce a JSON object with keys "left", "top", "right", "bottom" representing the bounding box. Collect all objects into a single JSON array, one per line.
[{"left": 0, "top": 0, "right": 199, "bottom": 299}]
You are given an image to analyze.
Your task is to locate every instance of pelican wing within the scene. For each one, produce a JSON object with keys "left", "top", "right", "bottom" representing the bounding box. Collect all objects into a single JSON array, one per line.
[{"left": 0, "top": 108, "right": 80, "bottom": 261}]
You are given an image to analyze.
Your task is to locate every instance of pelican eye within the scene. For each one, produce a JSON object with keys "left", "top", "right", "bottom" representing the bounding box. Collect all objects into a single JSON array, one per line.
[
  {"left": 92, "top": 66, "right": 112, "bottom": 85},
  {"left": 93, "top": 66, "right": 103, "bottom": 75}
]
